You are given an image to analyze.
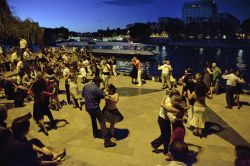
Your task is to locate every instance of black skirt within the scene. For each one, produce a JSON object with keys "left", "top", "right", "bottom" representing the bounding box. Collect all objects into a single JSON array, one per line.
[
  {"left": 131, "top": 66, "right": 137, "bottom": 79},
  {"left": 102, "top": 107, "right": 123, "bottom": 124},
  {"left": 33, "top": 102, "right": 50, "bottom": 121}
]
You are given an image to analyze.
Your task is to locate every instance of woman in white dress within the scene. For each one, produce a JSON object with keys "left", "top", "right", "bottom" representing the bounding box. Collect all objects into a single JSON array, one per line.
[
  {"left": 100, "top": 60, "right": 111, "bottom": 90},
  {"left": 69, "top": 76, "right": 82, "bottom": 110},
  {"left": 188, "top": 73, "right": 213, "bottom": 137}
]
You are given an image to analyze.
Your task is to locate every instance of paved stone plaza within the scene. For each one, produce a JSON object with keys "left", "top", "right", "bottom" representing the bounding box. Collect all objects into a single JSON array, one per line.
[{"left": 1, "top": 75, "right": 250, "bottom": 166}]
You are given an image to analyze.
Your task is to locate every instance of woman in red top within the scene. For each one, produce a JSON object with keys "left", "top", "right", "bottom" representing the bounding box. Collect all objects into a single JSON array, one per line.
[{"left": 31, "top": 72, "right": 57, "bottom": 136}]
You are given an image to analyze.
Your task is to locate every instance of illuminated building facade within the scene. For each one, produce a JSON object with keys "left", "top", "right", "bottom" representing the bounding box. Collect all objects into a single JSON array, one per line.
[{"left": 182, "top": 0, "right": 217, "bottom": 24}]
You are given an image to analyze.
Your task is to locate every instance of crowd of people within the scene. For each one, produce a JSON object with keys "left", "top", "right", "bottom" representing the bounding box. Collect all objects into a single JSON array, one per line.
[{"left": 0, "top": 38, "right": 248, "bottom": 165}]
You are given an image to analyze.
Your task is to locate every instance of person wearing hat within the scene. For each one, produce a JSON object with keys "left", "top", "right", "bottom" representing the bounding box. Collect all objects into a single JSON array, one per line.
[
  {"left": 102, "top": 84, "right": 123, "bottom": 140},
  {"left": 211, "top": 63, "right": 221, "bottom": 95},
  {"left": 83, "top": 77, "right": 116, "bottom": 147}
]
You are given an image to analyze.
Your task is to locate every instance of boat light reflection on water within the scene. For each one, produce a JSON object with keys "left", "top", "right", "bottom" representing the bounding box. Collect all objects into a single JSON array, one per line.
[
  {"left": 236, "top": 49, "right": 247, "bottom": 70},
  {"left": 116, "top": 47, "right": 250, "bottom": 82}
]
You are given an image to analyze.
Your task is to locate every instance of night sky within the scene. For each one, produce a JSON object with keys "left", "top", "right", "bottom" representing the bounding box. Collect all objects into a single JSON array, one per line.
[{"left": 7, "top": 0, "right": 250, "bottom": 32}]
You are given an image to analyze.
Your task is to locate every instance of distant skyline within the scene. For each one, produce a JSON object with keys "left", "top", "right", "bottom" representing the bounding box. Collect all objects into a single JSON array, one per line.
[{"left": 8, "top": 0, "right": 250, "bottom": 32}]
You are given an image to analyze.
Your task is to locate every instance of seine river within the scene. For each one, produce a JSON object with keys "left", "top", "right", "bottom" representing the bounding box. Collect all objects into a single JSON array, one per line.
[{"left": 116, "top": 46, "right": 250, "bottom": 84}]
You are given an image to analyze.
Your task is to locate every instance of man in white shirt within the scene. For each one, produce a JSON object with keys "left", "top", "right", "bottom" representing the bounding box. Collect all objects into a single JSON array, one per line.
[
  {"left": 158, "top": 60, "right": 173, "bottom": 90},
  {"left": 23, "top": 48, "right": 31, "bottom": 61},
  {"left": 16, "top": 59, "right": 23, "bottom": 73},
  {"left": 19, "top": 38, "right": 27, "bottom": 49},
  {"left": 0, "top": 46, "right": 3, "bottom": 55},
  {"left": 63, "top": 65, "right": 71, "bottom": 104},
  {"left": 78, "top": 64, "right": 87, "bottom": 83},
  {"left": 19, "top": 38, "right": 27, "bottom": 59},
  {"left": 82, "top": 57, "right": 91, "bottom": 75},
  {"left": 62, "top": 54, "right": 69, "bottom": 64},
  {"left": 100, "top": 60, "right": 111, "bottom": 90},
  {"left": 10, "top": 50, "right": 18, "bottom": 70},
  {"left": 222, "top": 69, "right": 245, "bottom": 109}
]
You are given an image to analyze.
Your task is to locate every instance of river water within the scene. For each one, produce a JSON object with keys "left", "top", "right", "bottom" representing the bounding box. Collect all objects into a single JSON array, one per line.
[{"left": 116, "top": 46, "right": 250, "bottom": 83}]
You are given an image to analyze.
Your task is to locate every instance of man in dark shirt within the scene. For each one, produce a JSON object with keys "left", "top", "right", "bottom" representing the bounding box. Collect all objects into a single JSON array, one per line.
[{"left": 83, "top": 77, "right": 116, "bottom": 147}]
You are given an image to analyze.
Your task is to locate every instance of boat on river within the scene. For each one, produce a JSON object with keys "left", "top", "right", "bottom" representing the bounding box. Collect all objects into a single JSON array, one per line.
[{"left": 57, "top": 41, "right": 160, "bottom": 56}]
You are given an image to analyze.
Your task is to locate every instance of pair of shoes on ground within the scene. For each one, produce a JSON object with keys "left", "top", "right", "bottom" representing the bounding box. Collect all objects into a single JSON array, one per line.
[
  {"left": 52, "top": 125, "right": 57, "bottom": 130},
  {"left": 152, "top": 149, "right": 164, "bottom": 154},
  {"left": 42, "top": 126, "right": 57, "bottom": 136},
  {"left": 187, "top": 126, "right": 195, "bottom": 131},
  {"left": 104, "top": 140, "right": 116, "bottom": 148},
  {"left": 43, "top": 128, "right": 49, "bottom": 136},
  {"left": 225, "top": 106, "right": 232, "bottom": 109},
  {"left": 165, "top": 153, "right": 172, "bottom": 161},
  {"left": 193, "top": 131, "right": 203, "bottom": 138}
]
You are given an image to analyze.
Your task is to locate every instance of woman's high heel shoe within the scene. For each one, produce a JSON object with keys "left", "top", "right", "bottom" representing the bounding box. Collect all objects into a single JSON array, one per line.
[{"left": 43, "top": 128, "right": 49, "bottom": 136}]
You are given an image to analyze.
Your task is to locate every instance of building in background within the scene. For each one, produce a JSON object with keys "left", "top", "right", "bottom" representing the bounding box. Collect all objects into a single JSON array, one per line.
[{"left": 182, "top": 0, "right": 217, "bottom": 24}]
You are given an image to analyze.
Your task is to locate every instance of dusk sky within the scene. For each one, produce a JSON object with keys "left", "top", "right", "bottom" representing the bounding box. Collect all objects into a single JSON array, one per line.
[{"left": 7, "top": 0, "right": 250, "bottom": 32}]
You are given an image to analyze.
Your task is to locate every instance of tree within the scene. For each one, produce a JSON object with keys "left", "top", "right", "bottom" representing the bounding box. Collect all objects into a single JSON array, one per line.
[
  {"left": 184, "top": 22, "right": 200, "bottom": 38},
  {"left": 241, "top": 18, "right": 250, "bottom": 35},
  {"left": 0, "top": 0, "right": 43, "bottom": 45},
  {"left": 162, "top": 19, "right": 184, "bottom": 39},
  {"left": 128, "top": 23, "right": 151, "bottom": 42}
]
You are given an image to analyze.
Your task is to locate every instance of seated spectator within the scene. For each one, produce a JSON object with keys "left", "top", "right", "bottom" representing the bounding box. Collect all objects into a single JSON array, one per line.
[
  {"left": 235, "top": 145, "right": 250, "bottom": 166},
  {"left": 167, "top": 141, "right": 189, "bottom": 166},
  {"left": 0, "top": 113, "right": 66, "bottom": 166},
  {"left": 0, "top": 106, "right": 11, "bottom": 151},
  {"left": 3, "top": 77, "right": 28, "bottom": 107},
  {"left": 3, "top": 77, "right": 17, "bottom": 100}
]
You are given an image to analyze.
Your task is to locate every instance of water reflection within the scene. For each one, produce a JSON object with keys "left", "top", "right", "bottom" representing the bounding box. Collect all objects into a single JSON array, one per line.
[
  {"left": 199, "top": 48, "right": 204, "bottom": 55},
  {"left": 116, "top": 47, "right": 250, "bottom": 81},
  {"left": 216, "top": 48, "right": 221, "bottom": 56},
  {"left": 161, "top": 46, "right": 168, "bottom": 57},
  {"left": 236, "top": 49, "right": 247, "bottom": 70}
]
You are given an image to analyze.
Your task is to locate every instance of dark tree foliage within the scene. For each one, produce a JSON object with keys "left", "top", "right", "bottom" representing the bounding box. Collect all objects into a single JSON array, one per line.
[
  {"left": 0, "top": 0, "right": 43, "bottom": 46},
  {"left": 162, "top": 20, "right": 184, "bottom": 39},
  {"left": 128, "top": 23, "right": 151, "bottom": 42},
  {"left": 44, "top": 27, "right": 70, "bottom": 46},
  {"left": 241, "top": 18, "right": 250, "bottom": 34}
]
